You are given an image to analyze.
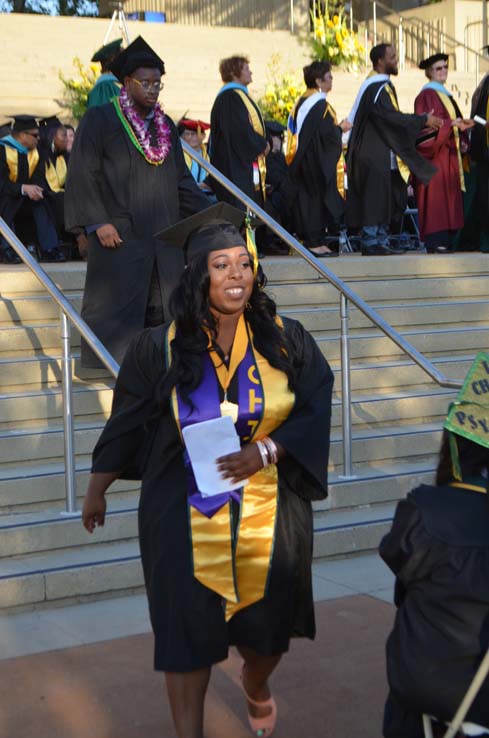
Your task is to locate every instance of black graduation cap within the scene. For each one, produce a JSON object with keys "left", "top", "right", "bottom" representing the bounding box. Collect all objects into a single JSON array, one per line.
[
  {"left": 8, "top": 115, "right": 39, "bottom": 132},
  {"left": 110, "top": 36, "right": 165, "bottom": 83},
  {"left": 265, "top": 120, "right": 286, "bottom": 135},
  {"left": 419, "top": 53, "right": 449, "bottom": 70},
  {"left": 155, "top": 203, "right": 248, "bottom": 264},
  {"left": 39, "top": 115, "right": 63, "bottom": 130},
  {"left": 91, "top": 37, "right": 123, "bottom": 63}
]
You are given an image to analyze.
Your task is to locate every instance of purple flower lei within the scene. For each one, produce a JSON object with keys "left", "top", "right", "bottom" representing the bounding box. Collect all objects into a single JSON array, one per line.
[{"left": 118, "top": 87, "right": 172, "bottom": 165}]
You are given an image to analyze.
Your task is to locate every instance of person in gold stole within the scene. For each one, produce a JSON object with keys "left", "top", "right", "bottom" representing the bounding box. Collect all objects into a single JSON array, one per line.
[{"left": 82, "top": 202, "right": 333, "bottom": 738}]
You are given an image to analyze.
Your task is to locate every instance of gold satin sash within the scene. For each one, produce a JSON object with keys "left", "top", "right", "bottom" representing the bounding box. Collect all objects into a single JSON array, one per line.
[
  {"left": 167, "top": 316, "right": 295, "bottom": 620},
  {"left": 45, "top": 155, "right": 67, "bottom": 193},
  {"left": 384, "top": 85, "right": 410, "bottom": 183},
  {"left": 435, "top": 91, "right": 466, "bottom": 193},
  {"left": 234, "top": 89, "right": 267, "bottom": 201},
  {"left": 4, "top": 146, "right": 40, "bottom": 183}
]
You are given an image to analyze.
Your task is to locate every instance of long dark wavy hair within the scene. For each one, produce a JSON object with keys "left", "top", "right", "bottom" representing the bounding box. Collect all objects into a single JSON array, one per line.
[{"left": 156, "top": 251, "right": 301, "bottom": 407}]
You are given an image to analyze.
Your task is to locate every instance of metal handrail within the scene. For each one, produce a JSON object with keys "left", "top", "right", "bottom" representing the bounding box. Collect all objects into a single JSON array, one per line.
[
  {"left": 0, "top": 219, "right": 119, "bottom": 514},
  {"left": 181, "top": 140, "right": 463, "bottom": 477}
]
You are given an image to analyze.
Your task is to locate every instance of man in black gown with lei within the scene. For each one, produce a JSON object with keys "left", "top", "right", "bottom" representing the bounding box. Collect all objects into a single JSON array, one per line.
[{"left": 65, "top": 36, "right": 208, "bottom": 367}]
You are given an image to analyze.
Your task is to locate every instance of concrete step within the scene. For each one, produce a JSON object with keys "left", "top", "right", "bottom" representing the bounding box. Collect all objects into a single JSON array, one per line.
[
  {"left": 0, "top": 539, "right": 143, "bottom": 610},
  {"left": 0, "top": 383, "right": 113, "bottom": 426},
  {"left": 0, "top": 464, "right": 138, "bottom": 512},
  {"left": 316, "top": 325, "right": 487, "bottom": 362},
  {"left": 0, "top": 353, "right": 110, "bottom": 390},
  {"left": 0, "top": 294, "right": 82, "bottom": 324},
  {"left": 281, "top": 298, "right": 489, "bottom": 328},
  {"left": 313, "top": 502, "right": 396, "bottom": 558},
  {"left": 272, "top": 278, "right": 489, "bottom": 308}
]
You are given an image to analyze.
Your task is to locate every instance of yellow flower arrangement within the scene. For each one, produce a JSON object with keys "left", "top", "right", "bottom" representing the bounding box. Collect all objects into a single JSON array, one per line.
[
  {"left": 257, "top": 54, "right": 303, "bottom": 126},
  {"left": 309, "top": 2, "right": 365, "bottom": 72},
  {"left": 58, "top": 57, "right": 100, "bottom": 122}
]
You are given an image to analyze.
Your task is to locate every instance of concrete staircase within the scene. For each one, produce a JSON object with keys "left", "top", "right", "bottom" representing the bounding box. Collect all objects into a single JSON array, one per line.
[{"left": 0, "top": 254, "right": 487, "bottom": 611}]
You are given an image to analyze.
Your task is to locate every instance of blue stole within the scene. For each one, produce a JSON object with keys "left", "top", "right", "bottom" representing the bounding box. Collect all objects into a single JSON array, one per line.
[{"left": 0, "top": 135, "right": 28, "bottom": 154}]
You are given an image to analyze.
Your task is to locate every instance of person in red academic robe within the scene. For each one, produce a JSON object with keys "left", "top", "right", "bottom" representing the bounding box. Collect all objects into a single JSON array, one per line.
[{"left": 413, "top": 53, "right": 473, "bottom": 253}]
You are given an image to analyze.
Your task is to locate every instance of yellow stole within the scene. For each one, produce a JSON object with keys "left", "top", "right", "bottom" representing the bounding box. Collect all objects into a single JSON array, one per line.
[
  {"left": 435, "top": 91, "right": 466, "bottom": 192},
  {"left": 183, "top": 144, "right": 209, "bottom": 172},
  {"left": 234, "top": 89, "right": 267, "bottom": 201},
  {"left": 383, "top": 84, "right": 410, "bottom": 183},
  {"left": 167, "top": 316, "right": 295, "bottom": 621},
  {"left": 4, "top": 146, "right": 39, "bottom": 183},
  {"left": 45, "top": 155, "right": 67, "bottom": 193}
]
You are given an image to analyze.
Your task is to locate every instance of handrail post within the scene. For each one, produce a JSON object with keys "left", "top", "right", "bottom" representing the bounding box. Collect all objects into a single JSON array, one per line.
[
  {"left": 339, "top": 294, "right": 356, "bottom": 479},
  {"left": 60, "top": 311, "right": 77, "bottom": 516}
]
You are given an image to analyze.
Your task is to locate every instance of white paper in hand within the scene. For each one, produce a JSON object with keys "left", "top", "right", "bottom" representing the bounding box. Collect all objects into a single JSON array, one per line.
[{"left": 182, "top": 415, "right": 246, "bottom": 497}]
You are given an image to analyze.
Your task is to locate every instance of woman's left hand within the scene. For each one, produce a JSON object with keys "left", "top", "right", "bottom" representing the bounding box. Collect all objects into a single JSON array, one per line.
[{"left": 217, "top": 444, "right": 264, "bottom": 484}]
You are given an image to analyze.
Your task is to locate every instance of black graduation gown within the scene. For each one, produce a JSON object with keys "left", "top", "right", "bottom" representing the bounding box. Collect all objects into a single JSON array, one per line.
[
  {"left": 91, "top": 316, "right": 334, "bottom": 672},
  {"left": 470, "top": 75, "right": 489, "bottom": 232},
  {"left": 380, "top": 484, "right": 489, "bottom": 738},
  {"left": 346, "top": 81, "right": 436, "bottom": 229},
  {"left": 64, "top": 103, "right": 209, "bottom": 367},
  {"left": 288, "top": 97, "right": 344, "bottom": 245},
  {"left": 210, "top": 88, "right": 268, "bottom": 209},
  {"left": 0, "top": 144, "right": 47, "bottom": 225}
]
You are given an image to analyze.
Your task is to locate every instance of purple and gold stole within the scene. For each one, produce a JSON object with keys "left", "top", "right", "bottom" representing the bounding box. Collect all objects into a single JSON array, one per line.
[{"left": 166, "top": 315, "right": 295, "bottom": 620}]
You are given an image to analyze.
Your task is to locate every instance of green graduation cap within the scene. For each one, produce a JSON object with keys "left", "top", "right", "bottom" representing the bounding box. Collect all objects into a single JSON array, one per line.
[
  {"left": 444, "top": 351, "right": 489, "bottom": 478},
  {"left": 91, "top": 38, "right": 123, "bottom": 64}
]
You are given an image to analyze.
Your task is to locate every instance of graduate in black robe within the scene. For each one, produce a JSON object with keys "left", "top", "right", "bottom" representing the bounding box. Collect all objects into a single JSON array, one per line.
[
  {"left": 82, "top": 203, "right": 333, "bottom": 738},
  {"left": 470, "top": 71, "right": 489, "bottom": 252},
  {"left": 346, "top": 44, "right": 439, "bottom": 255},
  {"left": 65, "top": 37, "right": 208, "bottom": 367},
  {"left": 0, "top": 115, "right": 63, "bottom": 264},
  {"left": 287, "top": 61, "right": 351, "bottom": 257},
  {"left": 381, "top": 353, "right": 489, "bottom": 738},
  {"left": 210, "top": 55, "right": 269, "bottom": 210}
]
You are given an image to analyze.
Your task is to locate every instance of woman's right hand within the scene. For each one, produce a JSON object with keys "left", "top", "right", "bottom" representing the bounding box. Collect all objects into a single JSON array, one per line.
[{"left": 82, "top": 490, "right": 107, "bottom": 533}]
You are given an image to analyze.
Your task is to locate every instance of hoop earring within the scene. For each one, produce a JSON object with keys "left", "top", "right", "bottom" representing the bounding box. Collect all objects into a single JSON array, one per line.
[{"left": 245, "top": 302, "right": 252, "bottom": 311}]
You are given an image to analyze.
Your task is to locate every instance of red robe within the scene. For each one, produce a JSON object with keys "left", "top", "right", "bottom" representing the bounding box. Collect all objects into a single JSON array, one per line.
[{"left": 413, "top": 88, "right": 466, "bottom": 239}]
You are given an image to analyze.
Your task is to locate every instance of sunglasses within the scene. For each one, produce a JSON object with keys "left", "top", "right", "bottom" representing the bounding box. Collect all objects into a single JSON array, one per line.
[{"left": 433, "top": 64, "right": 449, "bottom": 71}]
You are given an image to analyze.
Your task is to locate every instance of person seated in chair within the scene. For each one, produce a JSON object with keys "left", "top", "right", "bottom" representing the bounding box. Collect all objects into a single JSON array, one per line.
[
  {"left": 381, "top": 352, "right": 489, "bottom": 738},
  {"left": 0, "top": 115, "right": 64, "bottom": 263}
]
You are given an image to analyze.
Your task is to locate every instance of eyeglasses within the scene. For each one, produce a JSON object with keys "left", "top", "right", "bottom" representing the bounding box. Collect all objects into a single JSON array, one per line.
[
  {"left": 433, "top": 64, "right": 449, "bottom": 71},
  {"left": 25, "top": 131, "right": 40, "bottom": 139},
  {"left": 129, "top": 78, "right": 164, "bottom": 92}
]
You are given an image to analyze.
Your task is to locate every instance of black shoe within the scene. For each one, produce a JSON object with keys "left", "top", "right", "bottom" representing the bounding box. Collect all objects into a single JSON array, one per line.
[
  {"left": 426, "top": 245, "right": 449, "bottom": 254},
  {"left": 361, "top": 242, "right": 401, "bottom": 256},
  {"left": 40, "top": 247, "right": 66, "bottom": 262},
  {"left": 2, "top": 247, "right": 22, "bottom": 264}
]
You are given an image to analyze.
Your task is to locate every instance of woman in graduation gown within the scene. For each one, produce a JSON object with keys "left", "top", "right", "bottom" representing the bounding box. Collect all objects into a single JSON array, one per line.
[
  {"left": 286, "top": 60, "right": 351, "bottom": 257},
  {"left": 82, "top": 202, "right": 334, "bottom": 738},
  {"left": 381, "top": 353, "right": 489, "bottom": 738},
  {"left": 413, "top": 54, "right": 473, "bottom": 253}
]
